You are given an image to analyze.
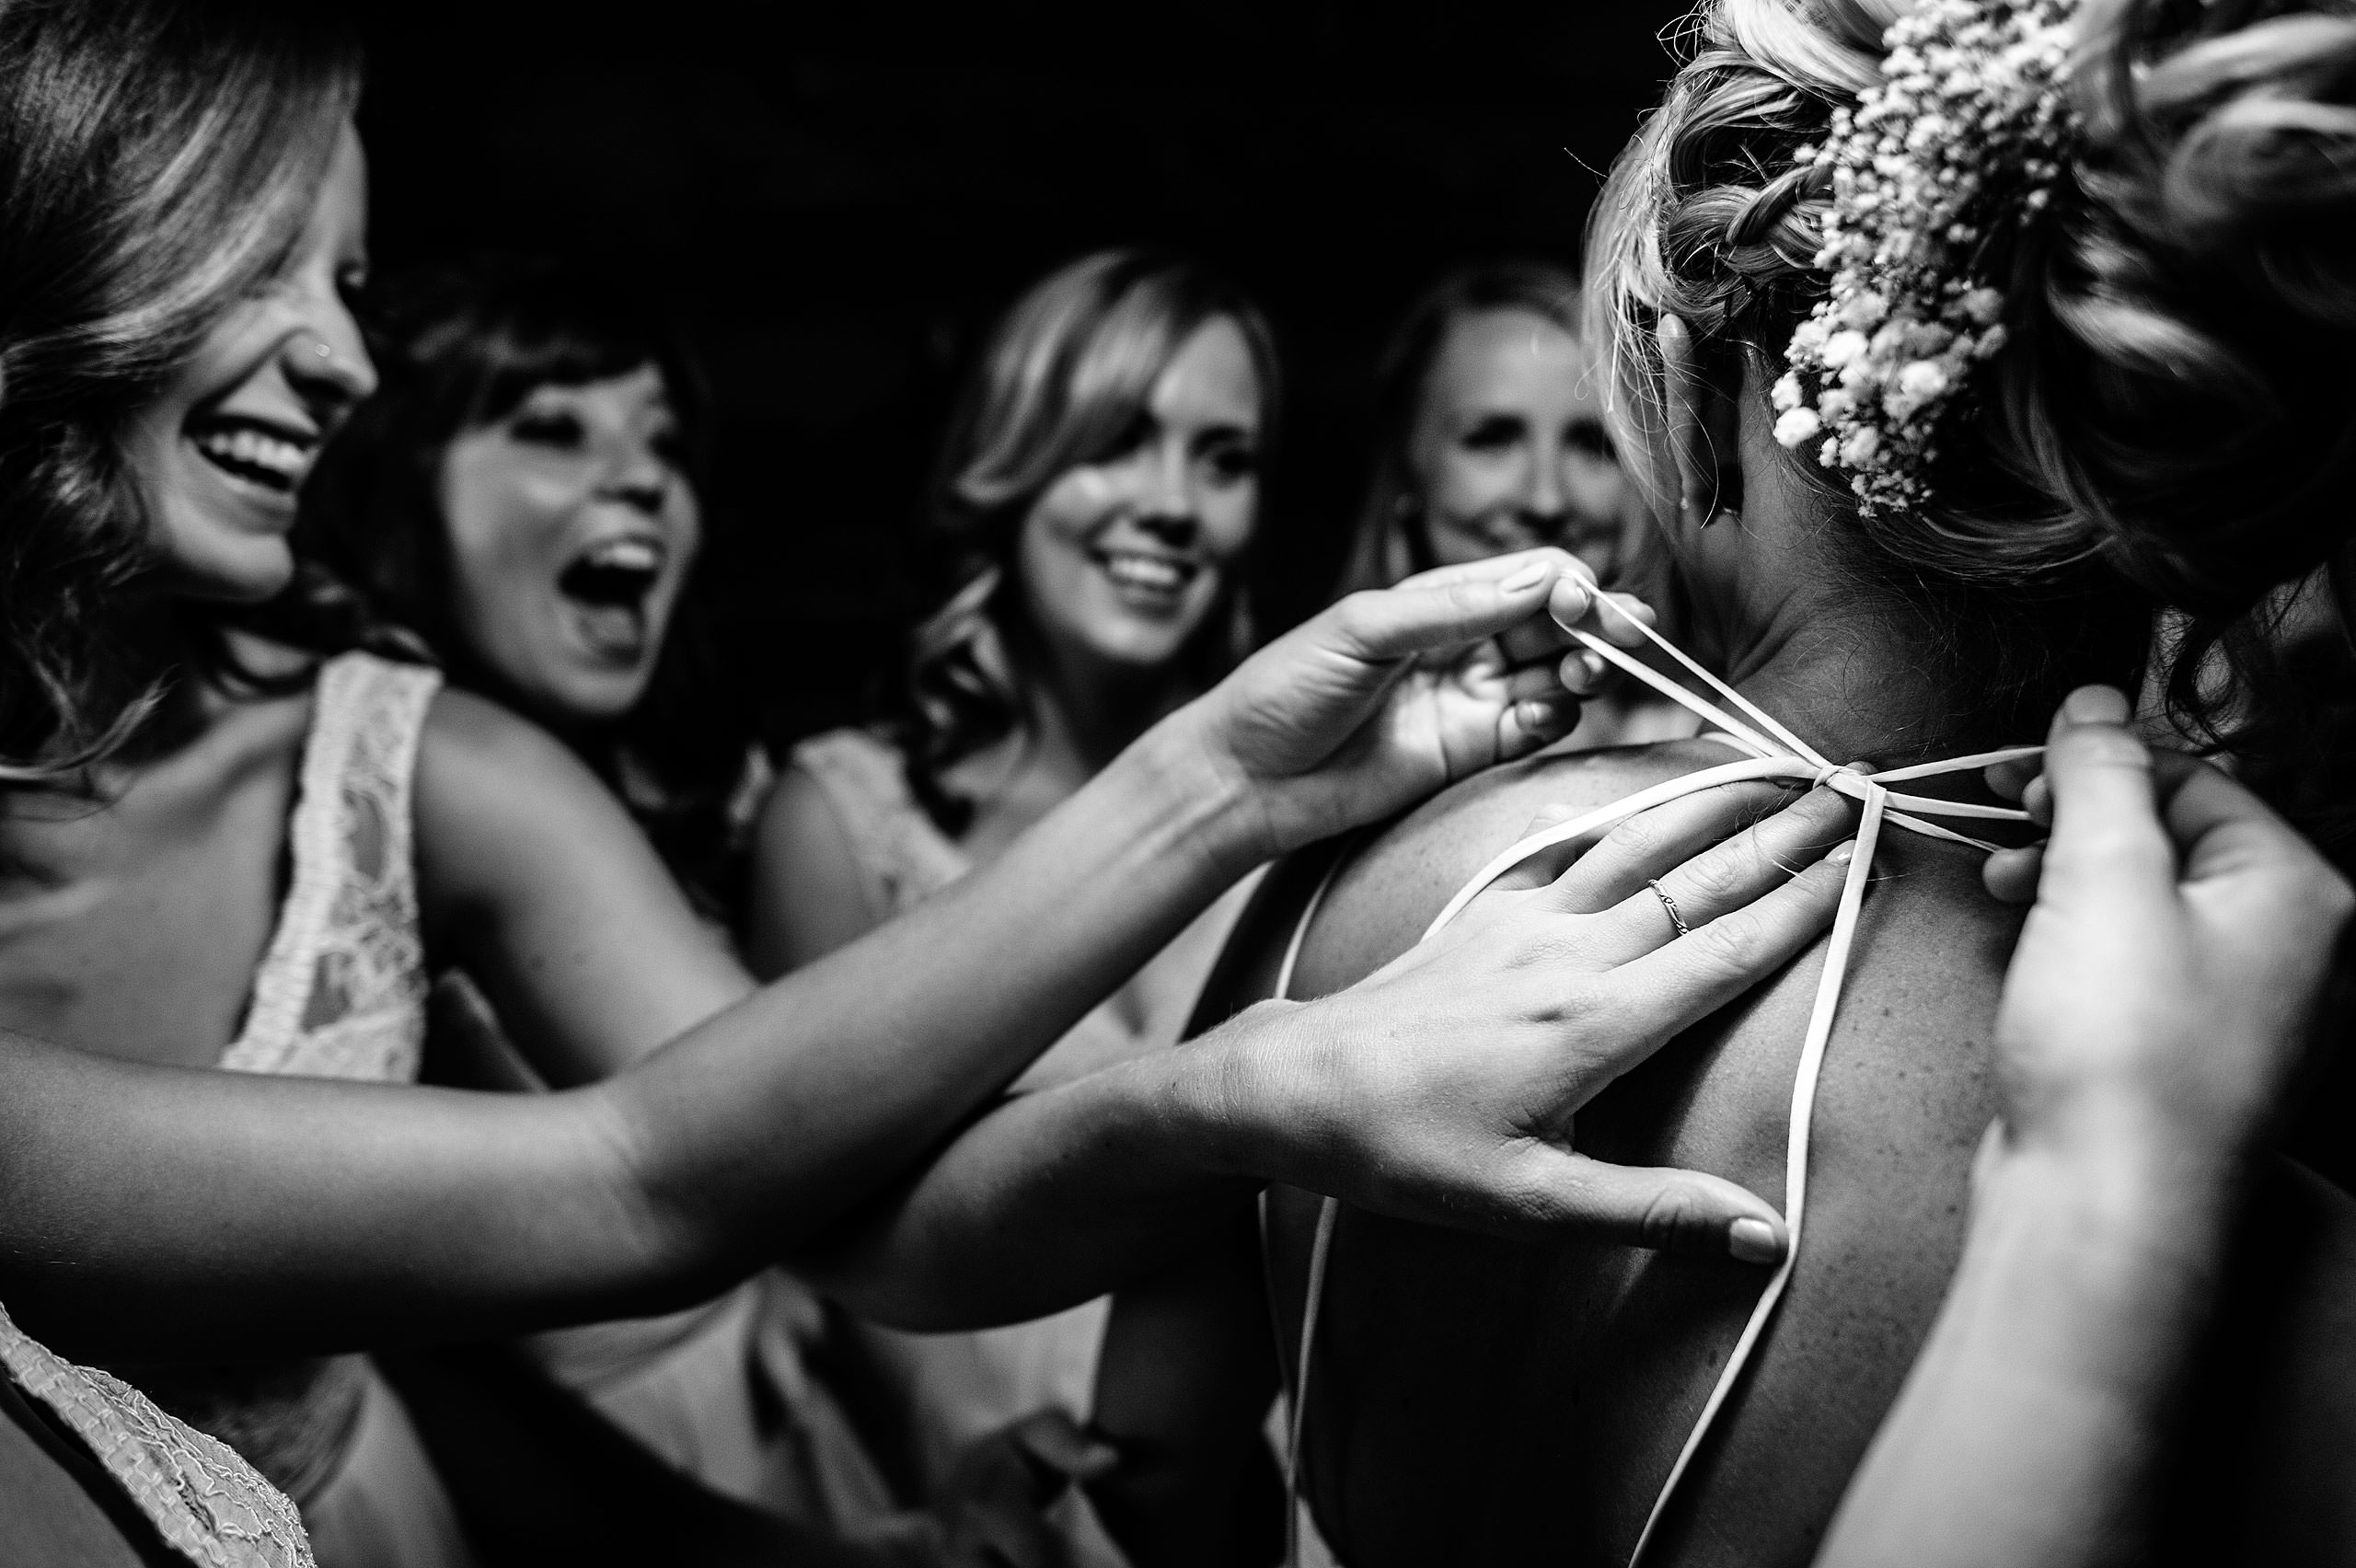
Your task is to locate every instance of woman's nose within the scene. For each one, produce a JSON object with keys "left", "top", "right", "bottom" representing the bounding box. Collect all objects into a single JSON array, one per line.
[
  {"left": 1138, "top": 441, "right": 1198, "bottom": 522},
  {"left": 283, "top": 312, "right": 377, "bottom": 410},
  {"left": 603, "top": 445, "right": 670, "bottom": 513},
  {"left": 1523, "top": 445, "right": 1566, "bottom": 520}
]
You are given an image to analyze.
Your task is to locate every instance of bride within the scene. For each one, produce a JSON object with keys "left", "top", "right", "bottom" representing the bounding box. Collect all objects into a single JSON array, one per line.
[{"left": 1074, "top": 0, "right": 2356, "bottom": 1562}]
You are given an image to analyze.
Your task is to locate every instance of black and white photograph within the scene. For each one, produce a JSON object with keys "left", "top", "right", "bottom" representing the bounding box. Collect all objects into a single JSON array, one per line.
[{"left": 1, "top": 1, "right": 2351, "bottom": 1564}]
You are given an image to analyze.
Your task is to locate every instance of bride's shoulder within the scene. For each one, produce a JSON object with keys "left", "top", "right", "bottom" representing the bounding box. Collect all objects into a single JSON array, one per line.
[{"left": 1276, "top": 739, "right": 1729, "bottom": 1003}]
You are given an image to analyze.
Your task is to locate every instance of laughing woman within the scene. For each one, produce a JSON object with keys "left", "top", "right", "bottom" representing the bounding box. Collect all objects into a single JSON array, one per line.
[
  {"left": 0, "top": 8, "right": 1842, "bottom": 1565},
  {"left": 297, "top": 260, "right": 831, "bottom": 1528},
  {"left": 746, "top": 250, "right": 1277, "bottom": 1537}
]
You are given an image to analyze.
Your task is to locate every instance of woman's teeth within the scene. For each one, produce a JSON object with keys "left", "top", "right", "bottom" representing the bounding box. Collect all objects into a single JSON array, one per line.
[
  {"left": 190, "top": 425, "right": 312, "bottom": 492},
  {"left": 1099, "top": 551, "right": 1195, "bottom": 594},
  {"left": 559, "top": 537, "right": 664, "bottom": 607}
]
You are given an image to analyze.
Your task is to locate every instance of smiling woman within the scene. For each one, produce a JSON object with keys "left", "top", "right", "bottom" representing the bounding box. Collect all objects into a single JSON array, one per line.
[
  {"left": 299, "top": 259, "right": 751, "bottom": 908},
  {"left": 745, "top": 249, "right": 1279, "bottom": 1553}
]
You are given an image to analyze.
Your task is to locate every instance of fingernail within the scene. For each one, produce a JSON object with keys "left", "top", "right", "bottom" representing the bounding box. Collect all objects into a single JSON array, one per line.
[
  {"left": 2062, "top": 686, "right": 2130, "bottom": 726},
  {"left": 1728, "top": 1216, "right": 1783, "bottom": 1264},
  {"left": 1827, "top": 839, "right": 1856, "bottom": 866},
  {"left": 1499, "top": 558, "right": 1551, "bottom": 594}
]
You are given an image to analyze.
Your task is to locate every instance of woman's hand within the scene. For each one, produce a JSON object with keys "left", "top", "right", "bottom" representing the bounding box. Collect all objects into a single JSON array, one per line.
[
  {"left": 1981, "top": 686, "right": 2353, "bottom": 1171},
  {"left": 1238, "top": 777, "right": 1859, "bottom": 1259},
  {"left": 1165, "top": 547, "right": 1651, "bottom": 859}
]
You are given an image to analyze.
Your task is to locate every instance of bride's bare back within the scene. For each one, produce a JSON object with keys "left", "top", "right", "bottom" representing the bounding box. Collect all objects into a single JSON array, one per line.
[{"left": 1162, "top": 737, "right": 2356, "bottom": 1568}]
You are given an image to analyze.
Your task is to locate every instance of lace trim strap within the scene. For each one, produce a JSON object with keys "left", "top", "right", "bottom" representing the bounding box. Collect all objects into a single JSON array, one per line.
[
  {"left": 788, "top": 730, "right": 969, "bottom": 918},
  {"left": 223, "top": 652, "right": 440, "bottom": 1081},
  {"left": 0, "top": 1304, "right": 315, "bottom": 1568}
]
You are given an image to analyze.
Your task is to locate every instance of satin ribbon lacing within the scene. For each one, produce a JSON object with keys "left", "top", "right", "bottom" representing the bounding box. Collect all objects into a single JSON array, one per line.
[{"left": 1276, "top": 597, "right": 2040, "bottom": 1567}]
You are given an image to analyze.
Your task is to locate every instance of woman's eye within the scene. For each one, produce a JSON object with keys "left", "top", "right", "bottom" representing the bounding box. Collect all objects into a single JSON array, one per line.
[
  {"left": 1565, "top": 419, "right": 1617, "bottom": 463},
  {"left": 335, "top": 266, "right": 371, "bottom": 316},
  {"left": 1201, "top": 441, "right": 1259, "bottom": 485},
  {"left": 510, "top": 411, "right": 585, "bottom": 448},
  {"left": 651, "top": 427, "right": 688, "bottom": 467},
  {"left": 1461, "top": 416, "right": 1526, "bottom": 454},
  {"left": 1103, "top": 410, "right": 1157, "bottom": 463}
]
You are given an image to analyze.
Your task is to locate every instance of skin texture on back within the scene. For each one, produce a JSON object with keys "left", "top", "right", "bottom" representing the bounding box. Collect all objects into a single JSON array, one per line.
[
  {"left": 1193, "top": 736, "right": 2356, "bottom": 1568},
  {"left": 1244, "top": 736, "right": 2012, "bottom": 1567}
]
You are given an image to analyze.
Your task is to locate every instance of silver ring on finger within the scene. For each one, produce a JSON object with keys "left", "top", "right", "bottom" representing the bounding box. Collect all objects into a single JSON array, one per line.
[{"left": 1646, "top": 878, "right": 1692, "bottom": 938}]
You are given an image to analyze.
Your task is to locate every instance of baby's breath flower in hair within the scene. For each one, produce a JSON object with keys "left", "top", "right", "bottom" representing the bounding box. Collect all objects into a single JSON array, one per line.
[{"left": 1773, "top": 0, "right": 2079, "bottom": 516}]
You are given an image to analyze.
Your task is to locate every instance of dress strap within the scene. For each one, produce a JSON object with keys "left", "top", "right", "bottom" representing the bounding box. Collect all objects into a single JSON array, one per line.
[
  {"left": 1277, "top": 605, "right": 2044, "bottom": 1568},
  {"left": 0, "top": 1304, "right": 314, "bottom": 1567},
  {"left": 788, "top": 731, "right": 970, "bottom": 919},
  {"left": 224, "top": 652, "right": 439, "bottom": 1082}
]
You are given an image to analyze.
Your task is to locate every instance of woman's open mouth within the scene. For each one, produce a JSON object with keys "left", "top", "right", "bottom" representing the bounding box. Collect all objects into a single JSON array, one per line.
[
  {"left": 1091, "top": 548, "right": 1201, "bottom": 610},
  {"left": 556, "top": 536, "right": 666, "bottom": 663},
  {"left": 186, "top": 415, "right": 318, "bottom": 502}
]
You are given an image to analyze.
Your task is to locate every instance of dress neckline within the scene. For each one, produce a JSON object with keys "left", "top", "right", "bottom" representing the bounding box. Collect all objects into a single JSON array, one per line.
[{"left": 1275, "top": 604, "right": 2040, "bottom": 1568}]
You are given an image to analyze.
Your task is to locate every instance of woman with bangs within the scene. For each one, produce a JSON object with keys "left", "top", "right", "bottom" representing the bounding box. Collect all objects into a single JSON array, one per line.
[
  {"left": 1, "top": 5, "right": 1861, "bottom": 1564},
  {"left": 748, "top": 250, "right": 1280, "bottom": 1544}
]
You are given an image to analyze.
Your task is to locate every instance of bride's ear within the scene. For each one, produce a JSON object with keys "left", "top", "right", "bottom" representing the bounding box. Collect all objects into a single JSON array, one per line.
[{"left": 1657, "top": 315, "right": 1745, "bottom": 532}]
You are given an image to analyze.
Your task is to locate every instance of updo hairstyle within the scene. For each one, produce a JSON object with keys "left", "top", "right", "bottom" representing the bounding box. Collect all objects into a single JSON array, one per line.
[{"left": 1590, "top": 0, "right": 2356, "bottom": 818}]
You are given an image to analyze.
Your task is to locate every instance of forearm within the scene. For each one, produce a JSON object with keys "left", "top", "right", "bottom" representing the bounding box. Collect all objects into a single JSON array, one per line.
[
  {"left": 617, "top": 721, "right": 1272, "bottom": 1273},
  {"left": 1819, "top": 1128, "right": 2242, "bottom": 1568},
  {"left": 796, "top": 1002, "right": 1308, "bottom": 1328}
]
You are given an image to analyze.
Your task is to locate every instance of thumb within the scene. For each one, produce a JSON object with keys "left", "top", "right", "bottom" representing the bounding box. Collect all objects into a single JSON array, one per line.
[
  {"left": 1007, "top": 1409, "right": 1120, "bottom": 1486},
  {"left": 2040, "top": 687, "right": 2173, "bottom": 900},
  {"left": 1518, "top": 1148, "right": 1788, "bottom": 1264},
  {"left": 1325, "top": 548, "right": 1575, "bottom": 664}
]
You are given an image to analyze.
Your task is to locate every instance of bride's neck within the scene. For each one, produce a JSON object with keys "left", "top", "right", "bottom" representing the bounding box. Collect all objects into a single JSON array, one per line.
[{"left": 1691, "top": 560, "right": 1971, "bottom": 772}]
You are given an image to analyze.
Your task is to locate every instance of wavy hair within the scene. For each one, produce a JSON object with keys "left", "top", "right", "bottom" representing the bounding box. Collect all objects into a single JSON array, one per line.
[
  {"left": 1593, "top": 0, "right": 2212, "bottom": 755},
  {"left": 892, "top": 249, "right": 1280, "bottom": 833},
  {"left": 1591, "top": 0, "right": 2356, "bottom": 836},
  {"left": 1337, "top": 260, "right": 1591, "bottom": 595},
  {"left": 299, "top": 259, "right": 750, "bottom": 910},
  {"left": 0, "top": 0, "right": 367, "bottom": 786}
]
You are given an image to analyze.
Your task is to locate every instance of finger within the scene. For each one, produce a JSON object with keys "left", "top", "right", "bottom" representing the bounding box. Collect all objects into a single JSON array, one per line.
[
  {"left": 1554, "top": 587, "right": 1658, "bottom": 651},
  {"left": 1981, "top": 843, "right": 2043, "bottom": 904},
  {"left": 1324, "top": 561, "right": 1565, "bottom": 665},
  {"left": 2039, "top": 687, "right": 2173, "bottom": 898},
  {"left": 1593, "top": 790, "right": 1855, "bottom": 962},
  {"left": 1559, "top": 647, "right": 1611, "bottom": 695},
  {"left": 1500, "top": 660, "right": 1570, "bottom": 706},
  {"left": 1395, "top": 545, "right": 1589, "bottom": 595},
  {"left": 1497, "top": 692, "right": 1580, "bottom": 760},
  {"left": 1508, "top": 1147, "right": 1787, "bottom": 1262},
  {"left": 1545, "top": 780, "right": 1808, "bottom": 913},
  {"left": 1009, "top": 1410, "right": 1121, "bottom": 1485},
  {"left": 2154, "top": 754, "right": 2348, "bottom": 929},
  {"left": 1985, "top": 754, "right": 2038, "bottom": 803},
  {"left": 1614, "top": 844, "right": 1854, "bottom": 1033}
]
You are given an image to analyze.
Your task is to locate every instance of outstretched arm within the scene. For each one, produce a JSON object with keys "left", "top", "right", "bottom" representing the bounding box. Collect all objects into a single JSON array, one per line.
[
  {"left": 1818, "top": 688, "right": 2355, "bottom": 1567},
  {"left": 0, "top": 552, "right": 1613, "bottom": 1360},
  {"left": 798, "top": 775, "right": 1862, "bottom": 1328}
]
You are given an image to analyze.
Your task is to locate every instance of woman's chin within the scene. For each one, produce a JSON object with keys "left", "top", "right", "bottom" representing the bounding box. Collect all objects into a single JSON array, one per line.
[{"left": 154, "top": 536, "right": 297, "bottom": 605}]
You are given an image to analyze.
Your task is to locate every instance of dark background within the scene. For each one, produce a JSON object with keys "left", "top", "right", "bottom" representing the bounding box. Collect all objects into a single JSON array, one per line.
[{"left": 353, "top": 1, "right": 1690, "bottom": 744}]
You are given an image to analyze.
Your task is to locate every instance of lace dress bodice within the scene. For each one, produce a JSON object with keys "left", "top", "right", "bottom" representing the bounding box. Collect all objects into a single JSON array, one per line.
[
  {"left": 1, "top": 1302, "right": 314, "bottom": 1566},
  {"left": 110, "top": 652, "right": 441, "bottom": 1505}
]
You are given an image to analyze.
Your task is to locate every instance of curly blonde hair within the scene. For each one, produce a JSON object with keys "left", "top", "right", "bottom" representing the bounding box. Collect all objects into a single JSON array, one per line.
[{"left": 1589, "top": 0, "right": 2356, "bottom": 766}]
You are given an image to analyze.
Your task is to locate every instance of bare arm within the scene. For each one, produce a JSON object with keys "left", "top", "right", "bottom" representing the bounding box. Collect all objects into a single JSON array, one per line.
[
  {"left": 744, "top": 761, "right": 886, "bottom": 977},
  {"left": 1818, "top": 691, "right": 2356, "bottom": 1567},
  {"left": 416, "top": 687, "right": 754, "bottom": 1085},
  {"left": 799, "top": 772, "right": 1864, "bottom": 1328},
  {"left": 0, "top": 552, "right": 1620, "bottom": 1360}
]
